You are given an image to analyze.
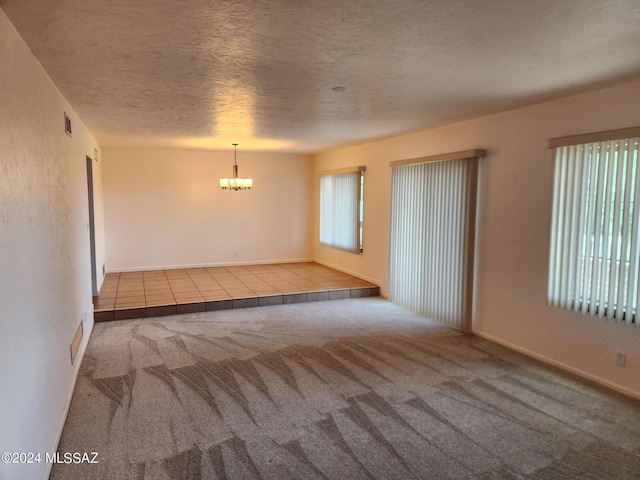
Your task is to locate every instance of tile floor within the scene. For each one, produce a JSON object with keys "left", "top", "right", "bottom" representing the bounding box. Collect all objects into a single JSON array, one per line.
[{"left": 94, "top": 262, "right": 379, "bottom": 321}]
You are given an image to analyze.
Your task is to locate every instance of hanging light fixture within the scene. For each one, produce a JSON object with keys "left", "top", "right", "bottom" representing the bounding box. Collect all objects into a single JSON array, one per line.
[{"left": 219, "top": 143, "right": 253, "bottom": 191}]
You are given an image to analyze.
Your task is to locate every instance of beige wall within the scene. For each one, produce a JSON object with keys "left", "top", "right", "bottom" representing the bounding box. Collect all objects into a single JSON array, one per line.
[
  {"left": 102, "top": 148, "right": 314, "bottom": 271},
  {"left": 314, "top": 80, "right": 640, "bottom": 398},
  {"left": 0, "top": 9, "right": 104, "bottom": 480}
]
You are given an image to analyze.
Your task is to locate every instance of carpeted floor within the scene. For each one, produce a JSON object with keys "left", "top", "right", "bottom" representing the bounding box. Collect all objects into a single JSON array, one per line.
[{"left": 51, "top": 298, "right": 640, "bottom": 479}]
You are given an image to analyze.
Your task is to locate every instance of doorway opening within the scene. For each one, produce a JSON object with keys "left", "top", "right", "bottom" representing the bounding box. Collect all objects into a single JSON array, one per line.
[{"left": 86, "top": 156, "right": 98, "bottom": 297}]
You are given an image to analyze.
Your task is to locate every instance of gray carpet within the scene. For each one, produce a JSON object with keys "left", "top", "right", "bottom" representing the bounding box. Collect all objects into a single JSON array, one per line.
[{"left": 51, "top": 298, "right": 640, "bottom": 479}]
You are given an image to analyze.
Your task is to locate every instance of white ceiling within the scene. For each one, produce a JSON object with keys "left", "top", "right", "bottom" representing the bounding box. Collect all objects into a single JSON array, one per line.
[{"left": 2, "top": 0, "right": 639, "bottom": 153}]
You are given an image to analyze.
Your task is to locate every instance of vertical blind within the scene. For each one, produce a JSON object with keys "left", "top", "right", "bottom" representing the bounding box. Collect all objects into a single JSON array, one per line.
[
  {"left": 319, "top": 169, "right": 363, "bottom": 253},
  {"left": 548, "top": 136, "right": 640, "bottom": 325},
  {"left": 389, "top": 155, "right": 479, "bottom": 331}
]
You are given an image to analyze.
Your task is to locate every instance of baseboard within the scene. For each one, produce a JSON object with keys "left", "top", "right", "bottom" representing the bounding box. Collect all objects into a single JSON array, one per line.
[
  {"left": 107, "top": 258, "right": 315, "bottom": 273},
  {"left": 473, "top": 329, "right": 640, "bottom": 401},
  {"left": 312, "top": 259, "right": 385, "bottom": 296},
  {"left": 42, "top": 317, "right": 94, "bottom": 480}
]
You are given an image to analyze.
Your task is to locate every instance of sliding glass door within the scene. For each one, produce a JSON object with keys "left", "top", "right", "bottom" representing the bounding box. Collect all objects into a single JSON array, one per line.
[{"left": 389, "top": 152, "right": 481, "bottom": 331}]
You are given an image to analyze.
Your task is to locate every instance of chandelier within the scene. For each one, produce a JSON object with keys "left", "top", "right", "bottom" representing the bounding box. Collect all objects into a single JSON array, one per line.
[{"left": 219, "top": 143, "right": 253, "bottom": 190}]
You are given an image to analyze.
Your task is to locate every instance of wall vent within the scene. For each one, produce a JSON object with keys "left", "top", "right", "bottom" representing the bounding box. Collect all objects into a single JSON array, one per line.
[
  {"left": 64, "top": 112, "right": 72, "bottom": 137},
  {"left": 70, "top": 320, "right": 83, "bottom": 365}
]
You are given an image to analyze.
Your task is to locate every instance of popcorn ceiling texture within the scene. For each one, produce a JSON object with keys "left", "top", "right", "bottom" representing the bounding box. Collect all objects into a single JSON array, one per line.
[
  {"left": 52, "top": 299, "right": 640, "bottom": 479},
  {"left": 2, "top": 0, "right": 639, "bottom": 152}
]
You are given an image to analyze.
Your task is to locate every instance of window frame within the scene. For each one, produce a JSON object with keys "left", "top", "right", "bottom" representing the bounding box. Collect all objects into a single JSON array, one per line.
[
  {"left": 318, "top": 166, "right": 366, "bottom": 254},
  {"left": 548, "top": 127, "right": 640, "bottom": 326}
]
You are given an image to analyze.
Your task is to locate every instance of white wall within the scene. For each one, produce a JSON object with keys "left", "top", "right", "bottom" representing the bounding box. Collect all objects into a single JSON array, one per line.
[
  {"left": 314, "top": 80, "right": 640, "bottom": 398},
  {"left": 102, "top": 147, "right": 313, "bottom": 271},
  {"left": 0, "top": 9, "right": 104, "bottom": 480}
]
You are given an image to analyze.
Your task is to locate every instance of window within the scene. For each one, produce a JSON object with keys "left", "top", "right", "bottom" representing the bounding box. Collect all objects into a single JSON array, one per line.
[
  {"left": 389, "top": 150, "right": 483, "bottom": 331},
  {"left": 548, "top": 130, "right": 640, "bottom": 325},
  {"left": 319, "top": 167, "right": 365, "bottom": 253}
]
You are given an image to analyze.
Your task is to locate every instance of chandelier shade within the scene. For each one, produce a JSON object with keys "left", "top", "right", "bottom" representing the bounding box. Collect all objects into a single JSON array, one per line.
[{"left": 219, "top": 143, "right": 253, "bottom": 190}]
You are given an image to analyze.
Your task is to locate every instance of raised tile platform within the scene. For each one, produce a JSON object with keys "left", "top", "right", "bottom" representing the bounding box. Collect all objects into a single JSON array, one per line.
[{"left": 94, "top": 262, "right": 379, "bottom": 321}]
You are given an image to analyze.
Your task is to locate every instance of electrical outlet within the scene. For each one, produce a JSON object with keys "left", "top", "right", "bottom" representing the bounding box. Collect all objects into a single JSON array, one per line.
[
  {"left": 616, "top": 350, "right": 626, "bottom": 366},
  {"left": 234, "top": 251, "right": 239, "bottom": 257},
  {"left": 64, "top": 112, "right": 72, "bottom": 137}
]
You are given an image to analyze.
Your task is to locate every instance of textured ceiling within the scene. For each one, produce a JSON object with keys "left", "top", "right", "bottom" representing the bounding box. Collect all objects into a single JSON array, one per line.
[{"left": 2, "top": 0, "right": 639, "bottom": 153}]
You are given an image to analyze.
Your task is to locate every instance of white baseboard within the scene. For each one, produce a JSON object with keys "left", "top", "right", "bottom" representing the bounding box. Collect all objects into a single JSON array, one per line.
[
  {"left": 473, "top": 329, "right": 640, "bottom": 401},
  {"left": 107, "top": 258, "right": 315, "bottom": 273},
  {"left": 42, "top": 317, "right": 94, "bottom": 480},
  {"left": 312, "top": 259, "right": 385, "bottom": 296}
]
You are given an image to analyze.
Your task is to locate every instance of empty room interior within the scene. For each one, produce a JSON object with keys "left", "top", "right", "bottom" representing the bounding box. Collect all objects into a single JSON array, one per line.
[{"left": 1, "top": 1, "right": 640, "bottom": 479}]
